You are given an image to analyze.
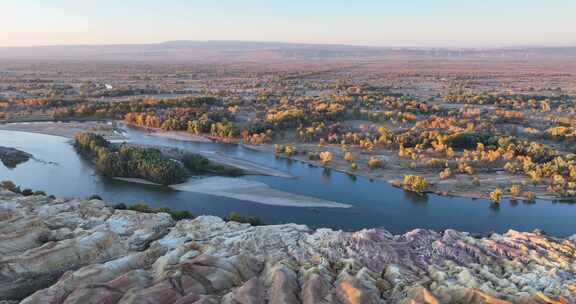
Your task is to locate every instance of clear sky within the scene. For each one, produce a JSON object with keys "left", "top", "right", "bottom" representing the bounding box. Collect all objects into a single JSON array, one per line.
[{"left": 1, "top": 0, "right": 575, "bottom": 47}]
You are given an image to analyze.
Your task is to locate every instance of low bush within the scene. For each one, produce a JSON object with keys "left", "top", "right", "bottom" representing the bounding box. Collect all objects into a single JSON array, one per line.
[
  {"left": 224, "top": 212, "right": 264, "bottom": 226},
  {"left": 112, "top": 202, "right": 196, "bottom": 221}
]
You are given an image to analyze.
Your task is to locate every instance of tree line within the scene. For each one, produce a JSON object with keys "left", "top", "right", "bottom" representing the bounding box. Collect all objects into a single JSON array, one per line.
[
  {"left": 74, "top": 132, "right": 244, "bottom": 185},
  {"left": 74, "top": 132, "right": 188, "bottom": 185}
]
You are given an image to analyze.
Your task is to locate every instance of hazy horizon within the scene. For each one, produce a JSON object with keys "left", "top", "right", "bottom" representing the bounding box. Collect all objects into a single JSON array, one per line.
[
  {"left": 1, "top": 39, "right": 575, "bottom": 50},
  {"left": 2, "top": 0, "right": 575, "bottom": 48}
]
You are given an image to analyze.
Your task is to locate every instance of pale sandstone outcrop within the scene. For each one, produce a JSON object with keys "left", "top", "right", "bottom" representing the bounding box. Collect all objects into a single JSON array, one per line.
[{"left": 0, "top": 190, "right": 574, "bottom": 303}]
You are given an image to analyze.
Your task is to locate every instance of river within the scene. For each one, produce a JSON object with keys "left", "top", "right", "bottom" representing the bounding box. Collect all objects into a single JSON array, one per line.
[{"left": 1, "top": 128, "right": 574, "bottom": 236}]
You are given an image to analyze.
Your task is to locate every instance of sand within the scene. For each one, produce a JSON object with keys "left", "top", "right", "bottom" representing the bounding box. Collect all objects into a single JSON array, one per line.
[
  {"left": 171, "top": 176, "right": 351, "bottom": 208},
  {"left": 197, "top": 151, "right": 293, "bottom": 178},
  {"left": 148, "top": 131, "right": 212, "bottom": 142},
  {"left": 0, "top": 121, "right": 125, "bottom": 140},
  {"left": 114, "top": 176, "right": 350, "bottom": 208},
  {"left": 113, "top": 177, "right": 164, "bottom": 186}
]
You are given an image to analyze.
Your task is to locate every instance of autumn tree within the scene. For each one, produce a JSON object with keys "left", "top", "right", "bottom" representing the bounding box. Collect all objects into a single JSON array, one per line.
[
  {"left": 489, "top": 188, "right": 503, "bottom": 203},
  {"left": 403, "top": 175, "right": 429, "bottom": 194},
  {"left": 319, "top": 151, "right": 333, "bottom": 165}
]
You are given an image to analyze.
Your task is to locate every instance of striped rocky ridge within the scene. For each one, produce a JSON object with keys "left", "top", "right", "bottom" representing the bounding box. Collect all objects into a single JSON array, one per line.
[{"left": 0, "top": 190, "right": 575, "bottom": 303}]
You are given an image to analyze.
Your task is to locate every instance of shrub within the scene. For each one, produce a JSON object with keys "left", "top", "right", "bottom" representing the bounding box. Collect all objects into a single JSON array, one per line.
[
  {"left": 114, "top": 202, "right": 194, "bottom": 221},
  {"left": 1, "top": 180, "right": 19, "bottom": 192},
  {"left": 275, "top": 144, "right": 297, "bottom": 157},
  {"left": 509, "top": 185, "right": 520, "bottom": 198},
  {"left": 319, "top": 151, "right": 333, "bottom": 165},
  {"left": 113, "top": 203, "right": 127, "bottom": 210},
  {"left": 350, "top": 162, "right": 358, "bottom": 171},
  {"left": 458, "top": 162, "right": 474, "bottom": 175},
  {"left": 21, "top": 189, "right": 34, "bottom": 196},
  {"left": 472, "top": 176, "right": 481, "bottom": 186},
  {"left": 344, "top": 152, "right": 354, "bottom": 162},
  {"left": 128, "top": 203, "right": 153, "bottom": 213},
  {"left": 225, "top": 212, "right": 264, "bottom": 226},
  {"left": 181, "top": 153, "right": 211, "bottom": 172},
  {"left": 524, "top": 191, "right": 536, "bottom": 202},
  {"left": 403, "top": 175, "right": 429, "bottom": 194},
  {"left": 284, "top": 145, "right": 296, "bottom": 157},
  {"left": 445, "top": 133, "right": 494, "bottom": 150},
  {"left": 308, "top": 152, "right": 320, "bottom": 161},
  {"left": 439, "top": 167, "right": 452, "bottom": 179},
  {"left": 489, "top": 188, "right": 503, "bottom": 203},
  {"left": 368, "top": 157, "right": 383, "bottom": 169},
  {"left": 182, "top": 153, "right": 243, "bottom": 176},
  {"left": 169, "top": 210, "right": 195, "bottom": 221}
]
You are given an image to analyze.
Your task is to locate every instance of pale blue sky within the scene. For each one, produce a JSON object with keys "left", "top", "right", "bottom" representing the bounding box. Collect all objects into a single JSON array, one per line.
[{"left": 1, "top": 0, "right": 575, "bottom": 47}]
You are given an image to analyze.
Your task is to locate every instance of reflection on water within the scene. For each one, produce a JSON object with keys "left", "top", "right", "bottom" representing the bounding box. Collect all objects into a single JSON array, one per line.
[
  {"left": 489, "top": 202, "right": 501, "bottom": 212},
  {"left": 346, "top": 172, "right": 357, "bottom": 182},
  {"left": 403, "top": 191, "right": 429, "bottom": 205},
  {"left": 0, "top": 128, "right": 575, "bottom": 236},
  {"left": 321, "top": 168, "right": 331, "bottom": 180}
]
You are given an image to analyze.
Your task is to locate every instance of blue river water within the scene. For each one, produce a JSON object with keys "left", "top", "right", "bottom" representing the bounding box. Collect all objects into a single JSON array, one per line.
[{"left": 1, "top": 128, "right": 574, "bottom": 236}]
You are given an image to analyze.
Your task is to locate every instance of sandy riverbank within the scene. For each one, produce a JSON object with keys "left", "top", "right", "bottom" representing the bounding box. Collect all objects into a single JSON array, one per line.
[
  {"left": 124, "top": 126, "right": 557, "bottom": 202},
  {"left": 1, "top": 121, "right": 557, "bottom": 201},
  {"left": 0, "top": 121, "right": 126, "bottom": 140},
  {"left": 0, "top": 122, "right": 292, "bottom": 179},
  {"left": 172, "top": 176, "right": 351, "bottom": 208},
  {"left": 197, "top": 151, "right": 293, "bottom": 178},
  {"left": 113, "top": 177, "right": 164, "bottom": 186},
  {"left": 245, "top": 143, "right": 560, "bottom": 202},
  {"left": 148, "top": 131, "right": 212, "bottom": 142},
  {"left": 127, "top": 143, "right": 293, "bottom": 179},
  {"left": 125, "top": 125, "right": 292, "bottom": 177},
  {"left": 115, "top": 175, "right": 351, "bottom": 208}
]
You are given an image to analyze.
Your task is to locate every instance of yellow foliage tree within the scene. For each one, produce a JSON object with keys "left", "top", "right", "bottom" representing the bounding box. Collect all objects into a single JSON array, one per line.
[
  {"left": 368, "top": 157, "right": 383, "bottom": 169},
  {"left": 489, "top": 188, "right": 503, "bottom": 203},
  {"left": 524, "top": 191, "right": 536, "bottom": 202},
  {"left": 350, "top": 162, "right": 358, "bottom": 171},
  {"left": 403, "top": 175, "right": 429, "bottom": 194},
  {"left": 344, "top": 151, "right": 354, "bottom": 163},
  {"left": 439, "top": 167, "right": 452, "bottom": 180},
  {"left": 319, "top": 151, "right": 333, "bottom": 165},
  {"left": 284, "top": 145, "right": 296, "bottom": 157},
  {"left": 509, "top": 185, "right": 520, "bottom": 198}
]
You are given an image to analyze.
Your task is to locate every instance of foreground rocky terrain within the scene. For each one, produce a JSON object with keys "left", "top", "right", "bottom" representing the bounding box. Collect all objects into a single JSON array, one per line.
[{"left": 0, "top": 190, "right": 575, "bottom": 303}]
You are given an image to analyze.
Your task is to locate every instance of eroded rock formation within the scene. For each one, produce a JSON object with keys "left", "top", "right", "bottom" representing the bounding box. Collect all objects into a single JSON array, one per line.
[{"left": 0, "top": 190, "right": 574, "bottom": 303}]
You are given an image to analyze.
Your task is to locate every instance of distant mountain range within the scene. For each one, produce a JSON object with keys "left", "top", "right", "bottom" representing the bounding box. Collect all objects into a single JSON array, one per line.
[{"left": 0, "top": 41, "right": 574, "bottom": 62}]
